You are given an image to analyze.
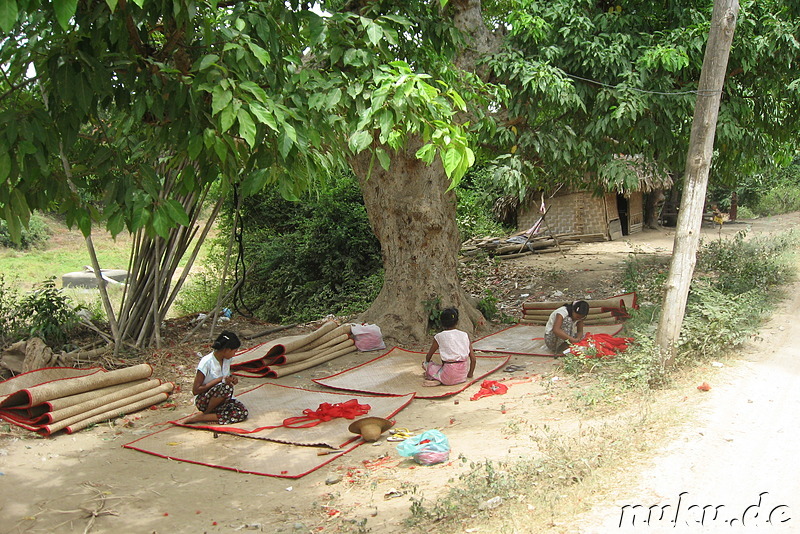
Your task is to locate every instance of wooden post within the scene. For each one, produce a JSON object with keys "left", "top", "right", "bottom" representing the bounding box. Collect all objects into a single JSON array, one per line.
[{"left": 655, "top": 0, "right": 740, "bottom": 366}]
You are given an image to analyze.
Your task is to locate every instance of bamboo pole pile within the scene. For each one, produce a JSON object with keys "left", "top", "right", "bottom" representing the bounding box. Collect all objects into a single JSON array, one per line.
[
  {"left": 231, "top": 321, "right": 356, "bottom": 378},
  {"left": 520, "top": 293, "right": 637, "bottom": 325},
  {"left": 460, "top": 232, "right": 606, "bottom": 260}
]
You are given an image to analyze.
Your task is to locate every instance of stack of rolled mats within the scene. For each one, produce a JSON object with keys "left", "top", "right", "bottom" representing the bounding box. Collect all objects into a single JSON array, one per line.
[
  {"left": 231, "top": 321, "right": 356, "bottom": 378},
  {"left": 0, "top": 363, "right": 173, "bottom": 436},
  {"left": 520, "top": 293, "right": 637, "bottom": 326}
]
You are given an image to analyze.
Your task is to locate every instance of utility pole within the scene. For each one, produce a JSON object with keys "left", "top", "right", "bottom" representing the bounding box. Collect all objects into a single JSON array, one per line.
[{"left": 655, "top": 0, "right": 740, "bottom": 366}]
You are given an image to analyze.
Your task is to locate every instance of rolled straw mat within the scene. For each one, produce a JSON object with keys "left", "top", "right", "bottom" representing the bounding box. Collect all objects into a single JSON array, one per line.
[
  {"left": 0, "top": 367, "right": 104, "bottom": 403},
  {"left": 522, "top": 292, "right": 637, "bottom": 311},
  {"left": 171, "top": 383, "right": 414, "bottom": 449},
  {"left": 313, "top": 347, "right": 510, "bottom": 398},
  {"left": 0, "top": 363, "right": 153, "bottom": 409},
  {"left": 231, "top": 321, "right": 341, "bottom": 370},
  {"left": 472, "top": 324, "right": 624, "bottom": 356},
  {"left": 1, "top": 379, "right": 158, "bottom": 426},
  {"left": 124, "top": 425, "right": 361, "bottom": 478},
  {"left": 44, "top": 384, "right": 174, "bottom": 435}
]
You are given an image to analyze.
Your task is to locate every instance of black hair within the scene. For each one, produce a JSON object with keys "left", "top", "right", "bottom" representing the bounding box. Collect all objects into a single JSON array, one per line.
[
  {"left": 440, "top": 307, "right": 459, "bottom": 329},
  {"left": 212, "top": 330, "right": 241, "bottom": 350},
  {"left": 564, "top": 300, "right": 590, "bottom": 317}
]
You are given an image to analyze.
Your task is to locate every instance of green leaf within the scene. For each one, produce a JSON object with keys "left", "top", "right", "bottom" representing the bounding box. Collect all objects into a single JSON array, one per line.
[
  {"left": 163, "top": 199, "right": 190, "bottom": 226},
  {"left": 3, "top": 205, "right": 20, "bottom": 243},
  {"left": 9, "top": 188, "right": 29, "bottom": 221},
  {"left": 250, "top": 103, "right": 278, "bottom": 132},
  {"left": 107, "top": 210, "right": 125, "bottom": 236},
  {"left": 326, "top": 88, "right": 342, "bottom": 109},
  {"left": 442, "top": 147, "right": 461, "bottom": 177},
  {"left": 152, "top": 208, "right": 171, "bottom": 239},
  {"left": 366, "top": 22, "right": 382, "bottom": 46},
  {"left": 197, "top": 54, "right": 219, "bottom": 72},
  {"left": 376, "top": 147, "right": 391, "bottom": 171},
  {"left": 240, "top": 81, "right": 267, "bottom": 103},
  {"left": 278, "top": 129, "right": 293, "bottom": 159},
  {"left": 240, "top": 168, "right": 269, "bottom": 197},
  {"left": 247, "top": 42, "right": 271, "bottom": 67},
  {"left": 349, "top": 130, "right": 372, "bottom": 153},
  {"left": 53, "top": 0, "right": 77, "bottom": 30},
  {"left": 76, "top": 210, "right": 92, "bottom": 237},
  {"left": 0, "top": 0, "right": 19, "bottom": 33},
  {"left": 188, "top": 135, "right": 203, "bottom": 160},
  {"left": 415, "top": 143, "right": 435, "bottom": 164},
  {"left": 212, "top": 86, "right": 232, "bottom": 116},
  {"left": 104, "top": 0, "right": 118, "bottom": 11},
  {"left": 237, "top": 108, "right": 256, "bottom": 148},
  {"left": 220, "top": 104, "right": 236, "bottom": 133},
  {"left": 0, "top": 150, "right": 10, "bottom": 181},
  {"left": 214, "top": 137, "right": 227, "bottom": 163}
]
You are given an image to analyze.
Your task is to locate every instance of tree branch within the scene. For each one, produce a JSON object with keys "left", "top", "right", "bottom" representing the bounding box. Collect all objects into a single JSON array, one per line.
[{"left": 118, "top": 0, "right": 147, "bottom": 56}]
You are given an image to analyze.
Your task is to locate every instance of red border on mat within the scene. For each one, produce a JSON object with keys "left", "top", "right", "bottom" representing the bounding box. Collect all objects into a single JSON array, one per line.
[
  {"left": 231, "top": 341, "right": 286, "bottom": 367},
  {"left": 122, "top": 426, "right": 362, "bottom": 478},
  {"left": 169, "top": 383, "right": 415, "bottom": 441},
  {"left": 473, "top": 324, "right": 625, "bottom": 356},
  {"left": 312, "top": 347, "right": 510, "bottom": 399}
]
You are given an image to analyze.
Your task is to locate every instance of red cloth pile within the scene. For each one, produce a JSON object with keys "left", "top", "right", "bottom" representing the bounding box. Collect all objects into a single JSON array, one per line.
[
  {"left": 470, "top": 380, "right": 508, "bottom": 401},
  {"left": 282, "top": 399, "right": 371, "bottom": 428},
  {"left": 567, "top": 333, "right": 633, "bottom": 358}
]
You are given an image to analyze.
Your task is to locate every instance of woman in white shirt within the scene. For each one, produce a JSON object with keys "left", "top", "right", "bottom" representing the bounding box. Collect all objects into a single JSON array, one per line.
[
  {"left": 423, "top": 308, "right": 477, "bottom": 386},
  {"left": 183, "top": 331, "right": 248, "bottom": 425},
  {"left": 544, "top": 301, "right": 589, "bottom": 354}
]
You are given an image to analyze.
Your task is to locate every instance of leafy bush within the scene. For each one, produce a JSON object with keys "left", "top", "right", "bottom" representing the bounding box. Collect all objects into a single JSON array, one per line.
[
  {"left": 196, "top": 173, "right": 384, "bottom": 324},
  {"left": 18, "top": 278, "right": 83, "bottom": 348},
  {"left": 697, "top": 230, "right": 798, "bottom": 294},
  {"left": 0, "top": 277, "right": 83, "bottom": 348},
  {"left": 0, "top": 275, "right": 23, "bottom": 347},
  {"left": 0, "top": 212, "right": 51, "bottom": 249},
  {"left": 573, "top": 231, "right": 798, "bottom": 391},
  {"left": 456, "top": 166, "right": 515, "bottom": 241}
]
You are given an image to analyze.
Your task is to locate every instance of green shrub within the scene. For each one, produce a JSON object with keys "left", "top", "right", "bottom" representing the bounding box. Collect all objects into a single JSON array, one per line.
[
  {"left": 0, "top": 275, "right": 23, "bottom": 347},
  {"left": 0, "top": 212, "right": 52, "bottom": 249},
  {"left": 207, "top": 173, "right": 384, "bottom": 324},
  {"left": 571, "top": 230, "right": 798, "bottom": 391},
  {"left": 1, "top": 277, "right": 83, "bottom": 348},
  {"left": 751, "top": 184, "right": 800, "bottom": 216},
  {"left": 697, "top": 230, "right": 798, "bottom": 294},
  {"left": 476, "top": 289, "right": 499, "bottom": 321},
  {"left": 456, "top": 166, "right": 515, "bottom": 241}
]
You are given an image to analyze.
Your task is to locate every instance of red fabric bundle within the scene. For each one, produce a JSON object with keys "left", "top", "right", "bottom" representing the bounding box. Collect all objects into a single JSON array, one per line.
[
  {"left": 282, "top": 399, "right": 371, "bottom": 428},
  {"left": 568, "top": 333, "right": 633, "bottom": 358},
  {"left": 470, "top": 380, "right": 509, "bottom": 401}
]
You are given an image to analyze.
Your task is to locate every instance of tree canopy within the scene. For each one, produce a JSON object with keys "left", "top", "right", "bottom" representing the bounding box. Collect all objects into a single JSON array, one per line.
[{"left": 2, "top": 0, "right": 800, "bottom": 345}]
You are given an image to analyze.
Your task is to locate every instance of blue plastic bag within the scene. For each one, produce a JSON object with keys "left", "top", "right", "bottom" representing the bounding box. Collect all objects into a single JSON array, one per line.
[{"left": 395, "top": 429, "right": 450, "bottom": 465}]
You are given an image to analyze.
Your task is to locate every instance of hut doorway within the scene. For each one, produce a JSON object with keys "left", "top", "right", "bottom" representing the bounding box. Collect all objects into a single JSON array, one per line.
[{"left": 616, "top": 194, "right": 630, "bottom": 236}]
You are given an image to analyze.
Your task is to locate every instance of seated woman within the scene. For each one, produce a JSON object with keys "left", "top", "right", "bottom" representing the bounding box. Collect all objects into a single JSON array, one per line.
[
  {"left": 544, "top": 300, "right": 590, "bottom": 354},
  {"left": 183, "top": 331, "right": 248, "bottom": 425}
]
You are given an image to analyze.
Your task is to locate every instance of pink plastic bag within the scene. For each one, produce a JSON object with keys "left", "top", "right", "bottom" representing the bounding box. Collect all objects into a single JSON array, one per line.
[{"left": 350, "top": 323, "right": 386, "bottom": 351}]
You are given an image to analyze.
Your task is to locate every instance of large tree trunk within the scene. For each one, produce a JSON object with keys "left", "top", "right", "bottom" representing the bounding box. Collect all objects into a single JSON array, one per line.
[
  {"left": 655, "top": 0, "right": 739, "bottom": 366},
  {"left": 352, "top": 139, "right": 484, "bottom": 344},
  {"left": 644, "top": 189, "right": 666, "bottom": 229}
]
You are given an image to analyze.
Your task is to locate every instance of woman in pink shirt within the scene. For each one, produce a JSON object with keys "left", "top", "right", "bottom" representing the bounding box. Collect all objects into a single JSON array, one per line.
[{"left": 422, "top": 308, "right": 477, "bottom": 386}]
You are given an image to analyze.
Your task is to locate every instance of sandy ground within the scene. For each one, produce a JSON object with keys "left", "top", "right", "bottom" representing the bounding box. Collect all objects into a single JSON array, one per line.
[{"left": 1, "top": 213, "right": 798, "bottom": 534}]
